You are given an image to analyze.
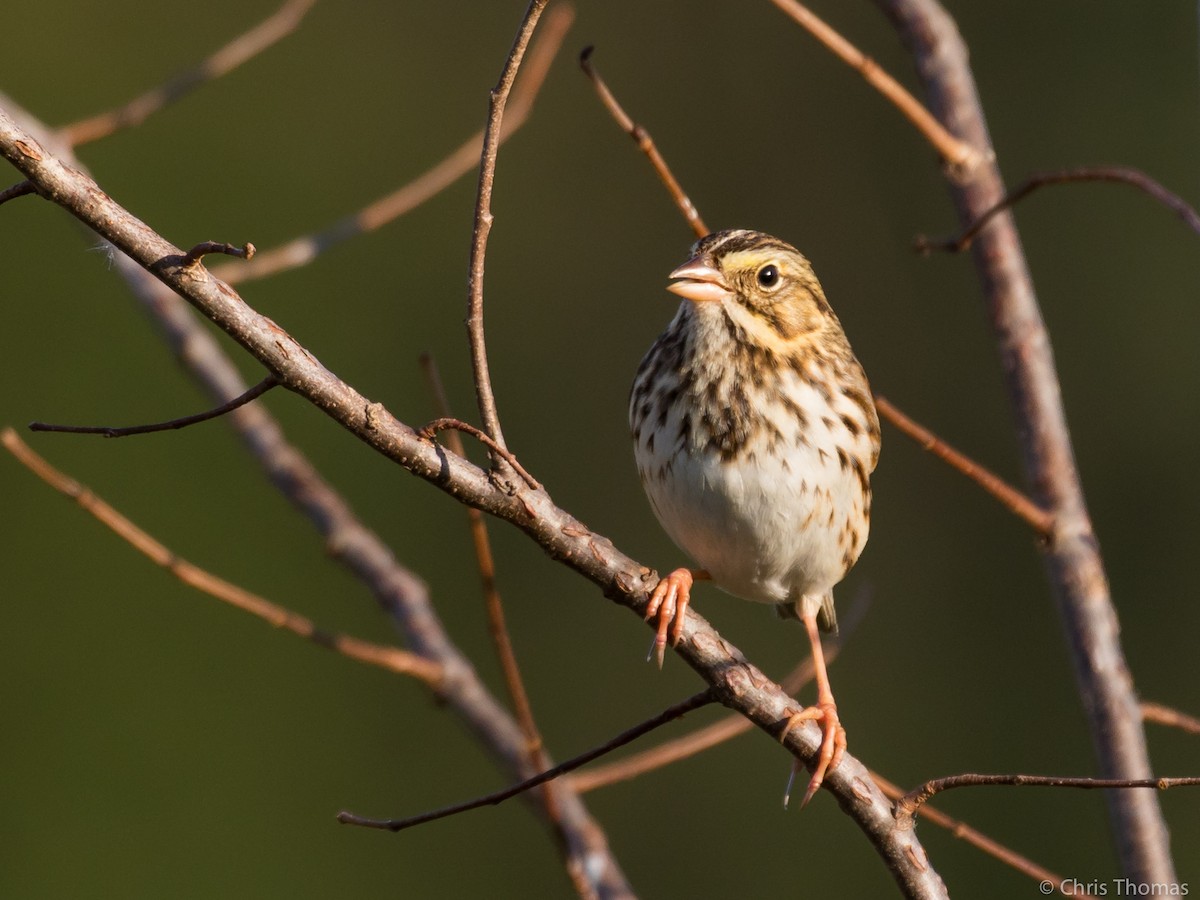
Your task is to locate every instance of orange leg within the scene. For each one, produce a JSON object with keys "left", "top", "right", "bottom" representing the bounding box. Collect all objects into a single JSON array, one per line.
[
  {"left": 643, "top": 568, "right": 709, "bottom": 668},
  {"left": 779, "top": 607, "right": 846, "bottom": 808}
]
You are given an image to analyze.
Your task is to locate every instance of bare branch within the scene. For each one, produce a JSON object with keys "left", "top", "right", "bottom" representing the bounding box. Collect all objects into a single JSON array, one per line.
[
  {"left": 0, "top": 179, "right": 35, "bottom": 205},
  {"left": 916, "top": 166, "right": 1200, "bottom": 254},
  {"left": 29, "top": 375, "right": 278, "bottom": 438},
  {"left": 215, "top": 3, "right": 575, "bottom": 286},
  {"left": 180, "top": 240, "right": 256, "bottom": 267},
  {"left": 876, "top": 0, "right": 1176, "bottom": 882},
  {"left": 418, "top": 417, "right": 541, "bottom": 490},
  {"left": 1, "top": 428, "right": 442, "bottom": 684},
  {"left": 895, "top": 773, "right": 1200, "bottom": 830},
  {"left": 579, "top": 47, "right": 708, "bottom": 239},
  {"left": 769, "top": 0, "right": 981, "bottom": 173},
  {"left": 874, "top": 394, "right": 1053, "bottom": 535},
  {"left": 0, "top": 106, "right": 948, "bottom": 900},
  {"left": 1142, "top": 701, "right": 1200, "bottom": 735},
  {"left": 62, "top": 0, "right": 317, "bottom": 146},
  {"left": 337, "top": 690, "right": 716, "bottom": 832}
]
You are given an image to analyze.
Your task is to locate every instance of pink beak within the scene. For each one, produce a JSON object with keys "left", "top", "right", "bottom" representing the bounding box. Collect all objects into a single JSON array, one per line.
[{"left": 667, "top": 259, "right": 732, "bottom": 304}]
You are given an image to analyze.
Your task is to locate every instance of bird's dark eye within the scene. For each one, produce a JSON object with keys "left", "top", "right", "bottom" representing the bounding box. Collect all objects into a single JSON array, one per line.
[{"left": 757, "top": 264, "right": 780, "bottom": 289}]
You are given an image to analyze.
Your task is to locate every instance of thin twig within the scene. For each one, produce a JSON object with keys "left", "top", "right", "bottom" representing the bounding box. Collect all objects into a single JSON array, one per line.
[
  {"left": 62, "top": 0, "right": 317, "bottom": 146},
  {"left": 895, "top": 773, "right": 1200, "bottom": 830},
  {"left": 465, "top": 0, "right": 549, "bottom": 457},
  {"left": 29, "top": 375, "right": 278, "bottom": 438},
  {"left": 418, "top": 417, "right": 541, "bottom": 490},
  {"left": 579, "top": 47, "right": 708, "bottom": 239},
  {"left": 874, "top": 394, "right": 1054, "bottom": 536},
  {"left": 870, "top": 771, "right": 1086, "bottom": 897},
  {"left": 180, "top": 240, "right": 256, "bottom": 267},
  {"left": 419, "top": 353, "right": 555, "bottom": 813},
  {"left": 1, "top": 428, "right": 442, "bottom": 684},
  {"left": 916, "top": 166, "right": 1200, "bottom": 254},
  {"left": 0, "top": 179, "right": 35, "bottom": 205},
  {"left": 768, "top": 0, "right": 980, "bottom": 173},
  {"left": 337, "top": 689, "right": 715, "bottom": 832},
  {"left": 214, "top": 3, "right": 575, "bottom": 286},
  {"left": 1142, "top": 701, "right": 1200, "bottom": 735}
]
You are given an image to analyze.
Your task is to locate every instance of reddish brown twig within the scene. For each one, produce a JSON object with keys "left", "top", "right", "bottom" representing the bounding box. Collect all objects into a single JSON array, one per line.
[
  {"left": 29, "top": 375, "right": 278, "bottom": 438},
  {"left": 337, "top": 689, "right": 715, "bottom": 832},
  {"left": 0, "top": 179, "right": 35, "bottom": 205},
  {"left": 1142, "top": 701, "right": 1200, "bottom": 735},
  {"left": 418, "top": 417, "right": 541, "bottom": 491},
  {"left": 1, "top": 428, "right": 442, "bottom": 685},
  {"left": 420, "top": 354, "right": 552, "bottom": 799},
  {"left": 215, "top": 3, "right": 575, "bottom": 287},
  {"left": 180, "top": 240, "right": 256, "bottom": 267},
  {"left": 874, "top": 394, "right": 1054, "bottom": 536},
  {"left": 465, "top": 0, "right": 550, "bottom": 456},
  {"left": 895, "top": 773, "right": 1200, "bottom": 830},
  {"left": 579, "top": 47, "right": 708, "bottom": 239},
  {"left": 62, "top": 0, "right": 317, "bottom": 146},
  {"left": 769, "top": 0, "right": 980, "bottom": 173},
  {"left": 916, "top": 166, "right": 1200, "bottom": 254}
]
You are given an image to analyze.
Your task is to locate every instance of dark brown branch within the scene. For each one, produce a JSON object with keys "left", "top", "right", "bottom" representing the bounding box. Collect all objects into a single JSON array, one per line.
[
  {"left": 465, "top": 0, "right": 550, "bottom": 456},
  {"left": 916, "top": 166, "right": 1200, "bottom": 254},
  {"left": 0, "top": 179, "right": 35, "bottom": 205},
  {"left": 29, "top": 375, "right": 278, "bottom": 438},
  {"left": 62, "top": 0, "right": 316, "bottom": 146},
  {"left": 876, "top": 1, "right": 1175, "bottom": 881},
  {"left": 418, "top": 417, "right": 541, "bottom": 490},
  {"left": 580, "top": 47, "right": 708, "bottom": 239},
  {"left": 874, "top": 394, "right": 1054, "bottom": 535},
  {"left": 1, "top": 428, "right": 443, "bottom": 684},
  {"left": 1142, "top": 701, "right": 1200, "bottom": 735},
  {"left": 895, "top": 773, "right": 1200, "bottom": 830},
  {"left": 337, "top": 689, "right": 716, "bottom": 832},
  {"left": 180, "top": 240, "right": 256, "bottom": 267},
  {"left": 214, "top": 3, "right": 575, "bottom": 287}
]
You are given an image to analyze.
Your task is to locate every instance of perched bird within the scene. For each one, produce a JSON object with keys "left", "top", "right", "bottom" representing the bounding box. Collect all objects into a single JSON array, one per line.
[{"left": 629, "top": 229, "right": 880, "bottom": 807}]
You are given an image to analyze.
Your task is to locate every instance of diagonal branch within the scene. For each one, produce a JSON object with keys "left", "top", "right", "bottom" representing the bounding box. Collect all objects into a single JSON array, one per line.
[
  {"left": 0, "top": 104, "right": 948, "bottom": 900},
  {"left": 876, "top": 0, "right": 1175, "bottom": 883}
]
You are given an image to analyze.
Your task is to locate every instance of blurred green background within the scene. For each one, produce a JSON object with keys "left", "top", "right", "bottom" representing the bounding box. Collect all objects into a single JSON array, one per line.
[{"left": 3, "top": 1, "right": 1198, "bottom": 896}]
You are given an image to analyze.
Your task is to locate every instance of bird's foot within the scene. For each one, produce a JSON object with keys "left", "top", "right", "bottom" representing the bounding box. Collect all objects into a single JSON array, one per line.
[
  {"left": 643, "top": 568, "right": 706, "bottom": 668},
  {"left": 780, "top": 700, "right": 846, "bottom": 809}
]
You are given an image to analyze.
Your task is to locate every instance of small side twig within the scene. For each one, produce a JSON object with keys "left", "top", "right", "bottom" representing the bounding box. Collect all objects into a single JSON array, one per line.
[
  {"left": 1, "top": 428, "right": 442, "bottom": 685},
  {"left": 418, "top": 416, "right": 541, "bottom": 491},
  {"left": 769, "top": 0, "right": 981, "bottom": 173},
  {"left": 337, "top": 689, "right": 715, "bottom": 832},
  {"left": 873, "top": 394, "right": 1054, "bottom": 536},
  {"left": 62, "top": 0, "right": 317, "bottom": 146},
  {"left": 1142, "top": 701, "right": 1200, "bottom": 735},
  {"left": 579, "top": 47, "right": 708, "bottom": 239},
  {"left": 29, "top": 375, "right": 278, "bottom": 438},
  {"left": 180, "top": 240, "right": 256, "bottom": 267},
  {"left": 895, "top": 773, "right": 1200, "bottom": 830},
  {"left": 0, "top": 179, "right": 35, "bottom": 206},
  {"left": 465, "top": 0, "right": 550, "bottom": 457},
  {"left": 915, "top": 166, "right": 1200, "bottom": 254}
]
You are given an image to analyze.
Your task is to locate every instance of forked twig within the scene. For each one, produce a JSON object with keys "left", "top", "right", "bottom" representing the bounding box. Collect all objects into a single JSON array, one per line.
[
  {"left": 580, "top": 47, "right": 708, "bottom": 239},
  {"left": 895, "top": 773, "right": 1200, "bottom": 830},
  {"left": 916, "top": 166, "right": 1200, "bottom": 254},
  {"left": 0, "top": 179, "right": 35, "bottom": 205},
  {"left": 337, "top": 689, "right": 715, "bottom": 832},
  {"left": 215, "top": 3, "right": 575, "bottom": 286},
  {"left": 465, "top": 0, "right": 550, "bottom": 455},
  {"left": 769, "top": 0, "right": 981, "bottom": 172},
  {"left": 29, "top": 375, "right": 278, "bottom": 438},
  {"left": 1, "top": 428, "right": 442, "bottom": 685},
  {"left": 874, "top": 394, "right": 1053, "bottom": 536},
  {"left": 418, "top": 417, "right": 541, "bottom": 491},
  {"left": 62, "top": 0, "right": 317, "bottom": 146}
]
